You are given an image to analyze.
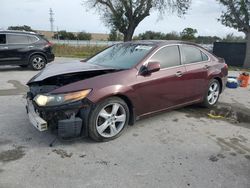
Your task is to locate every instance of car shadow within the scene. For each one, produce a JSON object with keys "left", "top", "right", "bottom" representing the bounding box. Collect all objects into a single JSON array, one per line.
[{"left": 0, "top": 66, "right": 33, "bottom": 72}]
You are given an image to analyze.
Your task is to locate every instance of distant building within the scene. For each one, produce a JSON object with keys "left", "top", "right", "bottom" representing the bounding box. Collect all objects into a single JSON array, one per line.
[{"left": 36, "top": 30, "right": 109, "bottom": 41}]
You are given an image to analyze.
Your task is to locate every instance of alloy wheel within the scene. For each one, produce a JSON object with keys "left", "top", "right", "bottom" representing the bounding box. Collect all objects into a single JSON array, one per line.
[
  {"left": 96, "top": 103, "right": 127, "bottom": 138},
  {"left": 32, "top": 57, "right": 45, "bottom": 70},
  {"left": 207, "top": 82, "right": 220, "bottom": 105}
]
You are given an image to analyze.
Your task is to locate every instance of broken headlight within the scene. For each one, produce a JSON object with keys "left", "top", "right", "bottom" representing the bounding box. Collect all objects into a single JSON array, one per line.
[{"left": 34, "top": 89, "right": 92, "bottom": 107}]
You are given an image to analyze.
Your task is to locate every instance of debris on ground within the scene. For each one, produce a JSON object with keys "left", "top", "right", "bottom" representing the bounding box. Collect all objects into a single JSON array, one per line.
[{"left": 52, "top": 149, "right": 73, "bottom": 158}]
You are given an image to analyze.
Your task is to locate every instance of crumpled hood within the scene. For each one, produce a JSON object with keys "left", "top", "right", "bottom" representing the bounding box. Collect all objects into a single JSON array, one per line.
[{"left": 27, "top": 61, "right": 116, "bottom": 84}]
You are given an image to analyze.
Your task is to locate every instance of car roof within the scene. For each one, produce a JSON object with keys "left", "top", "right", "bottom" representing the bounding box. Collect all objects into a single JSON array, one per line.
[
  {"left": 123, "top": 40, "right": 209, "bottom": 52},
  {"left": 0, "top": 30, "right": 39, "bottom": 36},
  {"left": 126, "top": 40, "right": 199, "bottom": 47}
]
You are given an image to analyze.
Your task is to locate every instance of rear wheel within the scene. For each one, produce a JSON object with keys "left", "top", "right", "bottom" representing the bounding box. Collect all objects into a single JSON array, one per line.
[
  {"left": 201, "top": 79, "right": 220, "bottom": 107},
  {"left": 88, "top": 97, "right": 129, "bottom": 142},
  {"left": 29, "top": 55, "right": 46, "bottom": 70}
]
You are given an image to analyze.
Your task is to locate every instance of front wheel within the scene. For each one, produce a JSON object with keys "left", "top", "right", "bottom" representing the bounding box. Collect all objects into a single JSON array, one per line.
[
  {"left": 201, "top": 79, "right": 221, "bottom": 108},
  {"left": 88, "top": 97, "right": 129, "bottom": 142},
  {"left": 29, "top": 55, "right": 46, "bottom": 70}
]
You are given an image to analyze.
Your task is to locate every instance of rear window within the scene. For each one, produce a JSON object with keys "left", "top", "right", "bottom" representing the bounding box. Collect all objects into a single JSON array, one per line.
[
  {"left": 0, "top": 34, "right": 6, "bottom": 44},
  {"left": 7, "top": 34, "right": 29, "bottom": 44},
  {"left": 28, "top": 35, "right": 39, "bottom": 43},
  {"left": 181, "top": 45, "right": 203, "bottom": 64},
  {"left": 38, "top": 35, "right": 49, "bottom": 43}
]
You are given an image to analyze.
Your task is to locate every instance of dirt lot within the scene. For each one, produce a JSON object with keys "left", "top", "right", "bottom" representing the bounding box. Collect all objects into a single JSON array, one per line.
[{"left": 0, "top": 58, "right": 250, "bottom": 188}]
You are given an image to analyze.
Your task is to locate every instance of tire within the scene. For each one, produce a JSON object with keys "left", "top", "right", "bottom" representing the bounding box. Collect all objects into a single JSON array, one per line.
[
  {"left": 201, "top": 79, "right": 221, "bottom": 108},
  {"left": 88, "top": 97, "right": 130, "bottom": 142},
  {"left": 19, "top": 65, "right": 28, "bottom": 68},
  {"left": 29, "top": 55, "right": 46, "bottom": 70}
]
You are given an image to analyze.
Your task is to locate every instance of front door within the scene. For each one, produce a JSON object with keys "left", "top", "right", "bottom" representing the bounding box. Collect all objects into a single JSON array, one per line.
[{"left": 135, "top": 45, "right": 189, "bottom": 115}]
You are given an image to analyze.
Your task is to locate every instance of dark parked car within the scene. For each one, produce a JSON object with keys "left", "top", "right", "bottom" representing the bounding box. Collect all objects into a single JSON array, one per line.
[
  {"left": 0, "top": 30, "right": 54, "bottom": 70},
  {"left": 26, "top": 40, "right": 228, "bottom": 141}
]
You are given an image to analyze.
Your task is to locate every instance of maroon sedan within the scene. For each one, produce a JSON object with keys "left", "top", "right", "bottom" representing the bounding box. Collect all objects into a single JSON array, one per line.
[{"left": 26, "top": 40, "right": 228, "bottom": 141}]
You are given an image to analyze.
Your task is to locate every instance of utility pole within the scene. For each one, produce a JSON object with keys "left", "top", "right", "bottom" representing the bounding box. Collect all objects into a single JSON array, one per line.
[{"left": 49, "top": 8, "right": 54, "bottom": 32}]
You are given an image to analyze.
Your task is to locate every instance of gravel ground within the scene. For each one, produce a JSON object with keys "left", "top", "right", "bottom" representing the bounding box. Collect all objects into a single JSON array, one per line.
[{"left": 0, "top": 58, "right": 249, "bottom": 188}]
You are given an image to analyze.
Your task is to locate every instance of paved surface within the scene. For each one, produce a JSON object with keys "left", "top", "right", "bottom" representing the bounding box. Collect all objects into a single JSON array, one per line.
[{"left": 0, "top": 58, "right": 250, "bottom": 188}]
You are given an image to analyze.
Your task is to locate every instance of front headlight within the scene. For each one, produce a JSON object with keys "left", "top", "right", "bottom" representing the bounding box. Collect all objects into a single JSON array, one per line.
[{"left": 34, "top": 89, "right": 92, "bottom": 107}]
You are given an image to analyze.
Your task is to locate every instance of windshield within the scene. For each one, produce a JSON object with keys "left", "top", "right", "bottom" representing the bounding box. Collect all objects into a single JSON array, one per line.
[{"left": 87, "top": 43, "right": 155, "bottom": 69}]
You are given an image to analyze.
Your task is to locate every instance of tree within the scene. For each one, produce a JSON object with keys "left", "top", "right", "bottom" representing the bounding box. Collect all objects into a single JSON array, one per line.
[
  {"left": 84, "top": 0, "right": 191, "bottom": 42},
  {"left": 181, "top": 27, "right": 197, "bottom": 41},
  {"left": 108, "top": 28, "right": 123, "bottom": 41},
  {"left": 196, "top": 36, "right": 221, "bottom": 44},
  {"left": 8, "top": 25, "right": 35, "bottom": 32},
  {"left": 136, "top": 31, "right": 166, "bottom": 40},
  {"left": 67, "top": 32, "right": 77, "bottom": 40},
  {"left": 77, "top": 32, "right": 92, "bottom": 40},
  {"left": 217, "top": 0, "right": 250, "bottom": 68},
  {"left": 53, "top": 30, "right": 77, "bottom": 40},
  {"left": 222, "top": 33, "right": 245, "bottom": 42},
  {"left": 165, "top": 31, "right": 181, "bottom": 40}
]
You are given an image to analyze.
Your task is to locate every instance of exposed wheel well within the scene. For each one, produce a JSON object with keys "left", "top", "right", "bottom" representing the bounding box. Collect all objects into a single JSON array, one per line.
[
  {"left": 213, "top": 77, "right": 222, "bottom": 93},
  {"left": 113, "top": 94, "right": 135, "bottom": 125}
]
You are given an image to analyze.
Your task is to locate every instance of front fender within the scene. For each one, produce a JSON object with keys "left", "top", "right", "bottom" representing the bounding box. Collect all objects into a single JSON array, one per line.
[{"left": 87, "top": 84, "right": 137, "bottom": 105}]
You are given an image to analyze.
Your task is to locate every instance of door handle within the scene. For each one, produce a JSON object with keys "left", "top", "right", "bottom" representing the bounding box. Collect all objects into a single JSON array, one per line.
[
  {"left": 0, "top": 46, "right": 8, "bottom": 49},
  {"left": 175, "top": 71, "right": 183, "bottom": 77},
  {"left": 27, "top": 46, "right": 34, "bottom": 48},
  {"left": 204, "top": 65, "right": 210, "bottom": 70}
]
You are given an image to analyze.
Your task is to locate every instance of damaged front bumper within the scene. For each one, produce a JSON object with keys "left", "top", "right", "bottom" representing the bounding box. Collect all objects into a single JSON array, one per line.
[
  {"left": 26, "top": 98, "right": 92, "bottom": 139},
  {"left": 26, "top": 99, "right": 48, "bottom": 131}
]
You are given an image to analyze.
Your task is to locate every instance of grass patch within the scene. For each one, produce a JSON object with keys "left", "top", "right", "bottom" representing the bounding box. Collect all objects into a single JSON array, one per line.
[{"left": 53, "top": 44, "right": 107, "bottom": 58}]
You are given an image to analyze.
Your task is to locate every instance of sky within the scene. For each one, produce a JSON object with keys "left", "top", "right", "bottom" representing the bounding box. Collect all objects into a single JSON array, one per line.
[{"left": 0, "top": 0, "right": 245, "bottom": 38}]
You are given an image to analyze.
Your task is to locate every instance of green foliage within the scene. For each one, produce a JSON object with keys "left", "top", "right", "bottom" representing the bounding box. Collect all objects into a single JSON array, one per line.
[
  {"left": 181, "top": 28, "right": 198, "bottom": 41},
  {"left": 77, "top": 32, "right": 92, "bottom": 40},
  {"left": 134, "top": 31, "right": 181, "bottom": 40},
  {"left": 217, "top": 0, "right": 250, "bottom": 34},
  {"left": 8, "top": 25, "right": 35, "bottom": 32},
  {"left": 165, "top": 32, "right": 181, "bottom": 40},
  {"left": 85, "top": 0, "right": 191, "bottom": 41},
  {"left": 134, "top": 30, "right": 246, "bottom": 44},
  {"left": 196, "top": 36, "right": 222, "bottom": 44},
  {"left": 222, "top": 33, "right": 245, "bottom": 42},
  {"left": 53, "top": 30, "right": 77, "bottom": 40},
  {"left": 108, "top": 29, "right": 123, "bottom": 41},
  {"left": 53, "top": 44, "right": 106, "bottom": 58},
  {"left": 217, "top": 0, "right": 250, "bottom": 68},
  {"left": 136, "top": 31, "right": 166, "bottom": 40}
]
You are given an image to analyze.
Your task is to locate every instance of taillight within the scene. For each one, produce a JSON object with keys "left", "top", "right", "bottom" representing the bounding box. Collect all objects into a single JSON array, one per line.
[
  {"left": 224, "top": 63, "right": 228, "bottom": 69},
  {"left": 45, "top": 41, "right": 53, "bottom": 47}
]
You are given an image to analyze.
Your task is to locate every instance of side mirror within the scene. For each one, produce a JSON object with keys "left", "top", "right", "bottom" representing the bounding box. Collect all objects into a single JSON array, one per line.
[{"left": 140, "top": 61, "right": 161, "bottom": 76}]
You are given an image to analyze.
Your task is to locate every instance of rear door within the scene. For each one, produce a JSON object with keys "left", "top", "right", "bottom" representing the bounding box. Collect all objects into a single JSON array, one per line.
[
  {"left": 6, "top": 33, "right": 30, "bottom": 64},
  {"left": 179, "top": 45, "right": 210, "bottom": 102},
  {"left": 135, "top": 45, "right": 188, "bottom": 115}
]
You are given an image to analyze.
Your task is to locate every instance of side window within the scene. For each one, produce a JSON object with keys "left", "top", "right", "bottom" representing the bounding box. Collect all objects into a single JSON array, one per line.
[
  {"left": 0, "top": 34, "right": 6, "bottom": 44},
  {"left": 201, "top": 51, "right": 209, "bottom": 61},
  {"left": 150, "top": 46, "right": 180, "bottom": 69},
  {"left": 28, "top": 36, "right": 39, "bottom": 43},
  {"left": 181, "top": 45, "right": 203, "bottom": 64},
  {"left": 7, "top": 34, "right": 29, "bottom": 44}
]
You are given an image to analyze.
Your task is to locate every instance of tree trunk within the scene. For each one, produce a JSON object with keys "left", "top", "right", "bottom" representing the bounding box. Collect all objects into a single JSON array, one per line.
[
  {"left": 243, "top": 32, "right": 250, "bottom": 68},
  {"left": 123, "top": 25, "right": 136, "bottom": 42}
]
